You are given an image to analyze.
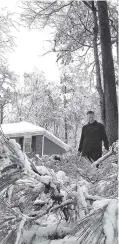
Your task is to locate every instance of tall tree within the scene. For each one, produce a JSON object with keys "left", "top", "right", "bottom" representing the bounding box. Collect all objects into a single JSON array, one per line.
[
  {"left": 97, "top": 1, "right": 118, "bottom": 145},
  {"left": 20, "top": 1, "right": 107, "bottom": 124},
  {"left": 0, "top": 65, "right": 17, "bottom": 124},
  {"left": 83, "top": 1, "right": 105, "bottom": 124},
  {"left": 64, "top": 85, "right": 68, "bottom": 144},
  {"left": 108, "top": 0, "right": 118, "bottom": 62},
  {"left": 91, "top": 1, "right": 105, "bottom": 124}
]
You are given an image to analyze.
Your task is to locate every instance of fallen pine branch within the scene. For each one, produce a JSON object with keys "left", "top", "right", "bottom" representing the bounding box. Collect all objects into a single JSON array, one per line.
[
  {"left": 30, "top": 203, "right": 54, "bottom": 219},
  {"left": 30, "top": 200, "right": 74, "bottom": 220},
  {"left": 0, "top": 134, "right": 117, "bottom": 244},
  {"left": 71, "top": 163, "right": 95, "bottom": 183},
  {"left": 85, "top": 194, "right": 106, "bottom": 201},
  {"left": 15, "top": 215, "right": 27, "bottom": 244},
  {"left": 50, "top": 199, "right": 74, "bottom": 212}
]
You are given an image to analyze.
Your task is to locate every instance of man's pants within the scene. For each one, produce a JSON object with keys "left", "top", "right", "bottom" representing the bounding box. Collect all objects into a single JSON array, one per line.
[{"left": 82, "top": 151, "right": 102, "bottom": 162}]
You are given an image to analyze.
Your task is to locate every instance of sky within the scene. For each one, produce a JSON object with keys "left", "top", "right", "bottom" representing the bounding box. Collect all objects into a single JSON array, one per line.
[
  {"left": 0, "top": 0, "right": 60, "bottom": 82},
  {"left": 1, "top": 0, "right": 117, "bottom": 85}
]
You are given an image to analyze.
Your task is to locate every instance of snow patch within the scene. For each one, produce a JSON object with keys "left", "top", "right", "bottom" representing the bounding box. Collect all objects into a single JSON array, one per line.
[
  {"left": 56, "top": 171, "right": 69, "bottom": 184},
  {"left": 36, "top": 166, "right": 50, "bottom": 176},
  {"left": 40, "top": 175, "right": 53, "bottom": 185}
]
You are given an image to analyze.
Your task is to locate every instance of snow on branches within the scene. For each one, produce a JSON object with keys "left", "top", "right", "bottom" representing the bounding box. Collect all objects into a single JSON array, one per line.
[{"left": 0, "top": 133, "right": 118, "bottom": 244}]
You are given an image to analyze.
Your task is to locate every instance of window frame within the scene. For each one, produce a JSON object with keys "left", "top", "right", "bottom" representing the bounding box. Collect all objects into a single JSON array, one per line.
[{"left": 24, "top": 135, "right": 32, "bottom": 153}]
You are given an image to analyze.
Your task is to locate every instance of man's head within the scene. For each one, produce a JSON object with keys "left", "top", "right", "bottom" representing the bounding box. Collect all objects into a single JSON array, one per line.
[{"left": 87, "top": 111, "right": 95, "bottom": 123}]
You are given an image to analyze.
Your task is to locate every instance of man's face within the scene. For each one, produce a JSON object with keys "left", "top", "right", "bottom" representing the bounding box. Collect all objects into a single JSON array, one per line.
[{"left": 87, "top": 113, "right": 95, "bottom": 123}]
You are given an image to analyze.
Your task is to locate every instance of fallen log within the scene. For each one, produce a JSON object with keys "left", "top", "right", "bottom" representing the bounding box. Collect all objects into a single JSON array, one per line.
[{"left": 93, "top": 150, "right": 113, "bottom": 167}]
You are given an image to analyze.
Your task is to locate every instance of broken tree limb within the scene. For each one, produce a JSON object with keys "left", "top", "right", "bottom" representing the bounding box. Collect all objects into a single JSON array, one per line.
[
  {"left": 30, "top": 200, "right": 74, "bottom": 220},
  {"left": 71, "top": 163, "right": 94, "bottom": 183},
  {"left": 50, "top": 199, "right": 74, "bottom": 212},
  {"left": 85, "top": 194, "right": 105, "bottom": 201},
  {"left": 15, "top": 215, "right": 27, "bottom": 244},
  {"left": 93, "top": 150, "right": 113, "bottom": 167}
]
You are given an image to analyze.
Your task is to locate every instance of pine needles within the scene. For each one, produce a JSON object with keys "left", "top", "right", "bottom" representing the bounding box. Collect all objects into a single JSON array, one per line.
[{"left": 0, "top": 135, "right": 118, "bottom": 244}]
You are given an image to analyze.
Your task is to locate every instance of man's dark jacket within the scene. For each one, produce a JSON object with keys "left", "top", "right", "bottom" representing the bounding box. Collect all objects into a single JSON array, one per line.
[{"left": 78, "top": 120, "right": 109, "bottom": 155}]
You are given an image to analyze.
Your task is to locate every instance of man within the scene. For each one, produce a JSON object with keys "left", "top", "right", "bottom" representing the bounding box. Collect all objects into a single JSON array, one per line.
[{"left": 78, "top": 111, "right": 109, "bottom": 162}]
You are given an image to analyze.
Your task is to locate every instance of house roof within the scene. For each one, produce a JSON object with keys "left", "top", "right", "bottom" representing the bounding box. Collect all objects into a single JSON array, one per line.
[{"left": 1, "top": 121, "right": 69, "bottom": 151}]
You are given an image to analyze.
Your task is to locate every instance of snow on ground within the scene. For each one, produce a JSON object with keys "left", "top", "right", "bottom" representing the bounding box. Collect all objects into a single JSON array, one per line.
[
  {"left": 56, "top": 170, "right": 69, "bottom": 184},
  {"left": 0, "top": 137, "right": 118, "bottom": 244},
  {"left": 36, "top": 165, "right": 50, "bottom": 175}
]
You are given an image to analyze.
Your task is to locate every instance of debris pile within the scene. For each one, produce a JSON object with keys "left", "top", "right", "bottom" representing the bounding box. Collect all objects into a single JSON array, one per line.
[{"left": 0, "top": 134, "right": 118, "bottom": 244}]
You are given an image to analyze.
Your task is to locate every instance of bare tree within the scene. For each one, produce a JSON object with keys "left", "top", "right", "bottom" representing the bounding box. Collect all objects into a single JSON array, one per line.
[{"left": 0, "top": 10, "right": 17, "bottom": 60}]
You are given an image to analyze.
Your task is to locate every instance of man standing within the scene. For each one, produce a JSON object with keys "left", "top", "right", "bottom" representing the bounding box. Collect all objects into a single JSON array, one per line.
[{"left": 78, "top": 111, "right": 109, "bottom": 162}]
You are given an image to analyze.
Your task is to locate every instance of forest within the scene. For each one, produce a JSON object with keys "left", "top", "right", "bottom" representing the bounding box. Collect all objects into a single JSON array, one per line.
[{"left": 0, "top": 0, "right": 118, "bottom": 244}]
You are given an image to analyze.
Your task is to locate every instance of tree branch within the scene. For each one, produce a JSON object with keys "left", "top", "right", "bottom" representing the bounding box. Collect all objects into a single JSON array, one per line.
[
  {"left": 93, "top": 150, "right": 113, "bottom": 166},
  {"left": 50, "top": 199, "right": 74, "bottom": 212},
  {"left": 83, "top": 1, "right": 97, "bottom": 12}
]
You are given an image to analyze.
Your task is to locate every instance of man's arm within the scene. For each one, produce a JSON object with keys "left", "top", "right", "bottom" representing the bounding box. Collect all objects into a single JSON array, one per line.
[
  {"left": 78, "top": 127, "right": 84, "bottom": 152},
  {"left": 101, "top": 125, "right": 109, "bottom": 150}
]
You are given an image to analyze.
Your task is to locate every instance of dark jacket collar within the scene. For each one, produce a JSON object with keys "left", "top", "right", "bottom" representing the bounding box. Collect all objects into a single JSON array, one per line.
[{"left": 88, "top": 120, "right": 97, "bottom": 125}]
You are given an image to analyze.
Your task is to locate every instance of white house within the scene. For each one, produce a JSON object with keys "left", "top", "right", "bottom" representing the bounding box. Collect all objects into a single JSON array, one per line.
[{"left": 1, "top": 121, "right": 70, "bottom": 156}]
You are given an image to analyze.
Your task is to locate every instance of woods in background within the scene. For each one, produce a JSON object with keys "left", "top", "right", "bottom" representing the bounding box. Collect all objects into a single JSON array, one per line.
[{"left": 0, "top": 0, "right": 118, "bottom": 148}]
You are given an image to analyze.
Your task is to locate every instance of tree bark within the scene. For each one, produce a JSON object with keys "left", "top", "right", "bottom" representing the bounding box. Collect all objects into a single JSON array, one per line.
[
  {"left": 92, "top": 1, "right": 105, "bottom": 125},
  {"left": 64, "top": 117, "right": 68, "bottom": 143},
  {"left": 0, "top": 105, "right": 4, "bottom": 124},
  {"left": 97, "top": 1, "right": 118, "bottom": 145},
  {"left": 116, "top": 39, "right": 118, "bottom": 62},
  {"left": 64, "top": 86, "right": 68, "bottom": 144},
  {"left": 74, "top": 122, "right": 78, "bottom": 147}
]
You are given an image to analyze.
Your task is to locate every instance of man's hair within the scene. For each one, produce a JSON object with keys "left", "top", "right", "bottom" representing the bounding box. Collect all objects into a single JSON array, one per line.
[{"left": 87, "top": 110, "right": 94, "bottom": 115}]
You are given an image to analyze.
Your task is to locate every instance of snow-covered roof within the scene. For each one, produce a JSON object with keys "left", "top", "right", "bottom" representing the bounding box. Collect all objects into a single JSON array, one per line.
[
  {"left": 1, "top": 121, "right": 69, "bottom": 151},
  {"left": 1, "top": 122, "right": 45, "bottom": 135}
]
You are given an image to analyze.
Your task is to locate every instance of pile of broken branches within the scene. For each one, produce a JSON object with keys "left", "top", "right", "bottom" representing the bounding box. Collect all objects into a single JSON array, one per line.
[{"left": 0, "top": 133, "right": 118, "bottom": 244}]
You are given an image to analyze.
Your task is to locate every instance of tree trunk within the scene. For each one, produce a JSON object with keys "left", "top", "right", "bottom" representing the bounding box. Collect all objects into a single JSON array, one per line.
[
  {"left": 74, "top": 121, "right": 78, "bottom": 148},
  {"left": 54, "top": 121, "right": 58, "bottom": 136},
  {"left": 55, "top": 123, "right": 59, "bottom": 137},
  {"left": 116, "top": 43, "right": 118, "bottom": 62},
  {"left": 97, "top": 1, "right": 118, "bottom": 145},
  {"left": 0, "top": 105, "right": 4, "bottom": 124},
  {"left": 64, "top": 86, "right": 68, "bottom": 144},
  {"left": 64, "top": 117, "right": 68, "bottom": 144},
  {"left": 92, "top": 1, "right": 105, "bottom": 125}
]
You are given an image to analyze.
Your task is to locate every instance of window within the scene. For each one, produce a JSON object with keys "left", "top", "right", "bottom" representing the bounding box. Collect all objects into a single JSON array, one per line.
[
  {"left": 24, "top": 136, "right": 31, "bottom": 153},
  {"left": 31, "top": 136, "right": 36, "bottom": 152},
  {"left": 19, "top": 137, "right": 24, "bottom": 151}
]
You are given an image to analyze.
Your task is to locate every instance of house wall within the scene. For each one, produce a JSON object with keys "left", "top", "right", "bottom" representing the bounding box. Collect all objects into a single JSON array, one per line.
[
  {"left": 8, "top": 135, "right": 66, "bottom": 156},
  {"left": 43, "top": 137, "right": 66, "bottom": 155},
  {"left": 9, "top": 135, "right": 42, "bottom": 155}
]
